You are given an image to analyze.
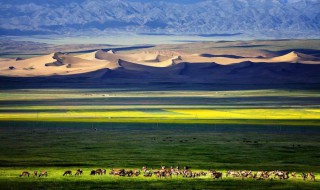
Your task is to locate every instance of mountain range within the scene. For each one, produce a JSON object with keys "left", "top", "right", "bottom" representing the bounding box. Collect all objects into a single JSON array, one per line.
[{"left": 0, "top": 0, "right": 319, "bottom": 37}]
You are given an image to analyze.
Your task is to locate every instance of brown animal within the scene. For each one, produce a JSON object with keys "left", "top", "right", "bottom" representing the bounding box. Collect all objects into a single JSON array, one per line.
[
  {"left": 154, "top": 167, "right": 171, "bottom": 179},
  {"left": 240, "top": 170, "right": 252, "bottom": 179},
  {"left": 63, "top": 170, "right": 72, "bottom": 176},
  {"left": 38, "top": 171, "right": 48, "bottom": 177},
  {"left": 308, "top": 172, "right": 316, "bottom": 181},
  {"left": 75, "top": 169, "right": 83, "bottom": 176},
  {"left": 142, "top": 166, "right": 147, "bottom": 173},
  {"left": 165, "top": 170, "right": 172, "bottom": 178},
  {"left": 302, "top": 173, "right": 308, "bottom": 180},
  {"left": 212, "top": 172, "right": 223, "bottom": 179},
  {"left": 126, "top": 170, "right": 134, "bottom": 177},
  {"left": 109, "top": 168, "right": 126, "bottom": 176},
  {"left": 133, "top": 170, "right": 140, "bottom": 176},
  {"left": 144, "top": 170, "right": 153, "bottom": 177},
  {"left": 33, "top": 171, "right": 38, "bottom": 177},
  {"left": 19, "top": 171, "right": 30, "bottom": 177},
  {"left": 255, "top": 171, "right": 269, "bottom": 180},
  {"left": 96, "top": 169, "right": 103, "bottom": 175},
  {"left": 200, "top": 171, "right": 207, "bottom": 176},
  {"left": 226, "top": 170, "right": 240, "bottom": 178},
  {"left": 274, "top": 171, "right": 289, "bottom": 180},
  {"left": 90, "top": 170, "right": 96, "bottom": 175},
  {"left": 182, "top": 170, "right": 193, "bottom": 178},
  {"left": 209, "top": 170, "right": 222, "bottom": 179}
]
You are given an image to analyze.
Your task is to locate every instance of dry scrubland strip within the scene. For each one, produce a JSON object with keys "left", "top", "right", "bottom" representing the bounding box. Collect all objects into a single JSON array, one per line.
[{"left": 0, "top": 109, "right": 319, "bottom": 120}]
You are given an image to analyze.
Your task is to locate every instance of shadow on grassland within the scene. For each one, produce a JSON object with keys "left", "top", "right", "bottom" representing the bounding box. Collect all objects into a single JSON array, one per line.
[{"left": 0, "top": 179, "right": 319, "bottom": 190}]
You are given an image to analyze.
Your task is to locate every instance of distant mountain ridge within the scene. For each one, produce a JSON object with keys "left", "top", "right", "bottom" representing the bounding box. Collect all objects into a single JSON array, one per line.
[{"left": 0, "top": 0, "right": 319, "bottom": 37}]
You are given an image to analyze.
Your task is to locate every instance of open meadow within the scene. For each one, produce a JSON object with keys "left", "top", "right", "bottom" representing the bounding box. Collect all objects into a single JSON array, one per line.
[{"left": 0, "top": 88, "right": 319, "bottom": 189}]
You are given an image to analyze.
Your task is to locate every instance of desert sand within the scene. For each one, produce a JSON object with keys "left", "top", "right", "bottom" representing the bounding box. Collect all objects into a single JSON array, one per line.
[
  {"left": 0, "top": 40, "right": 320, "bottom": 86},
  {"left": 1, "top": 47, "right": 319, "bottom": 77}
]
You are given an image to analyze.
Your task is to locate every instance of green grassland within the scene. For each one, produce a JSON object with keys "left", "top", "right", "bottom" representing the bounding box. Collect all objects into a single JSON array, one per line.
[
  {"left": 0, "top": 122, "right": 320, "bottom": 189},
  {"left": 0, "top": 89, "right": 319, "bottom": 189}
]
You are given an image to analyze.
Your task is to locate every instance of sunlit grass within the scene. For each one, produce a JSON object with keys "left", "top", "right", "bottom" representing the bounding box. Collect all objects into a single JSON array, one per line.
[{"left": 0, "top": 108, "right": 319, "bottom": 121}]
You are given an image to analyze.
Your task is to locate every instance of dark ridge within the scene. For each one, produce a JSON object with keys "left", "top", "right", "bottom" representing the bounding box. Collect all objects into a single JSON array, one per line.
[
  {"left": 214, "top": 40, "right": 234, "bottom": 43},
  {"left": 66, "top": 45, "right": 155, "bottom": 54},
  {"left": 200, "top": 53, "right": 245, "bottom": 59},
  {"left": 218, "top": 45, "right": 269, "bottom": 48},
  {"left": 198, "top": 33, "right": 243, "bottom": 37},
  {"left": 138, "top": 33, "right": 176, "bottom": 36},
  {"left": 270, "top": 49, "right": 320, "bottom": 57},
  {"left": 0, "top": 28, "right": 55, "bottom": 36}
]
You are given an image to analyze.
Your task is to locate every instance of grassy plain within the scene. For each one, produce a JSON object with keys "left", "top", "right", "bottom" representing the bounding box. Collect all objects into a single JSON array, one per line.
[{"left": 0, "top": 89, "right": 319, "bottom": 189}]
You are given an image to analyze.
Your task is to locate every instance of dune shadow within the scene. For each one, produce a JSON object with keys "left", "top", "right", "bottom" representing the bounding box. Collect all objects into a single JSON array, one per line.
[{"left": 200, "top": 53, "right": 245, "bottom": 59}]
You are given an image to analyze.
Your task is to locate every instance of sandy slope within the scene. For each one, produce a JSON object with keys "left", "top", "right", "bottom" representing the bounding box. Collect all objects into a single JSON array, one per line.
[
  {"left": 0, "top": 47, "right": 319, "bottom": 78},
  {"left": 0, "top": 52, "right": 119, "bottom": 77},
  {"left": 175, "top": 51, "right": 320, "bottom": 65},
  {"left": 83, "top": 50, "right": 179, "bottom": 67}
]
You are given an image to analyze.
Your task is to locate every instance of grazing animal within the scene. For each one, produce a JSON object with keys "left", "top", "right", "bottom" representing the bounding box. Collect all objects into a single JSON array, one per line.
[
  {"left": 309, "top": 172, "right": 316, "bottom": 181},
  {"left": 200, "top": 171, "right": 207, "bottom": 176},
  {"left": 109, "top": 168, "right": 126, "bottom": 176},
  {"left": 182, "top": 170, "right": 193, "bottom": 178},
  {"left": 212, "top": 172, "right": 223, "bottom": 179},
  {"left": 38, "top": 171, "right": 48, "bottom": 177},
  {"left": 240, "top": 170, "right": 252, "bottom": 179},
  {"left": 96, "top": 169, "right": 103, "bottom": 175},
  {"left": 126, "top": 170, "right": 134, "bottom": 177},
  {"left": 165, "top": 170, "right": 172, "bottom": 178},
  {"left": 75, "top": 169, "right": 83, "bottom": 176},
  {"left": 33, "top": 171, "right": 38, "bottom": 177},
  {"left": 142, "top": 166, "right": 147, "bottom": 173},
  {"left": 63, "top": 170, "right": 72, "bottom": 176},
  {"left": 144, "top": 170, "right": 153, "bottom": 177},
  {"left": 302, "top": 173, "right": 308, "bottom": 180},
  {"left": 90, "top": 170, "right": 96, "bottom": 175},
  {"left": 226, "top": 170, "right": 240, "bottom": 178},
  {"left": 133, "top": 170, "right": 140, "bottom": 176},
  {"left": 19, "top": 171, "right": 30, "bottom": 177},
  {"left": 275, "top": 171, "right": 289, "bottom": 180},
  {"left": 253, "top": 171, "right": 269, "bottom": 180},
  {"left": 209, "top": 170, "right": 222, "bottom": 179}
]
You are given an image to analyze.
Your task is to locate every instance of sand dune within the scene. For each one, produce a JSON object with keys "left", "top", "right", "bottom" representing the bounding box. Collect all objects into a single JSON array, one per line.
[
  {"left": 271, "top": 51, "right": 319, "bottom": 63},
  {"left": 84, "top": 49, "right": 180, "bottom": 67},
  {"left": 75, "top": 51, "right": 98, "bottom": 60},
  {"left": 0, "top": 52, "right": 119, "bottom": 77},
  {"left": 0, "top": 45, "right": 319, "bottom": 78}
]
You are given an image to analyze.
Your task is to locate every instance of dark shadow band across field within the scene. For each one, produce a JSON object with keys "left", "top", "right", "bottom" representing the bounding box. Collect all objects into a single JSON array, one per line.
[
  {"left": 0, "top": 121, "right": 319, "bottom": 171},
  {"left": 1, "top": 178, "right": 319, "bottom": 190}
]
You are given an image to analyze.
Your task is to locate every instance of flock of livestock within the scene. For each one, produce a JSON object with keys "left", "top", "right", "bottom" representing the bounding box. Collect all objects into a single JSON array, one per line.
[{"left": 19, "top": 166, "right": 316, "bottom": 181}]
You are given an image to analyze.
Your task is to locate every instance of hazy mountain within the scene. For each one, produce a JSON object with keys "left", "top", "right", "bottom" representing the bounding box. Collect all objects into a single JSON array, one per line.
[{"left": 0, "top": 0, "right": 319, "bottom": 37}]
